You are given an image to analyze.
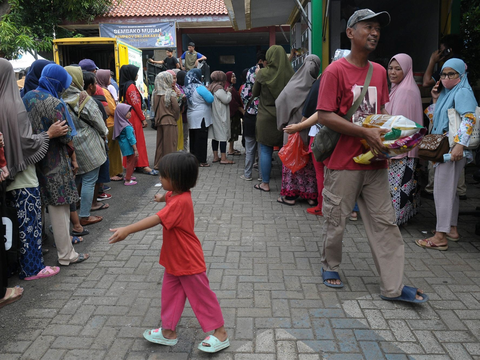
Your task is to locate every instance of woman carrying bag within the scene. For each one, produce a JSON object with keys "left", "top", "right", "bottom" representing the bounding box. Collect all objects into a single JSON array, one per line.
[{"left": 416, "top": 58, "right": 477, "bottom": 251}]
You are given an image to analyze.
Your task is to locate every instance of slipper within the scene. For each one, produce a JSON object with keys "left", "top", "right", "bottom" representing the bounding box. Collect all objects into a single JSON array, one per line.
[
  {"left": 124, "top": 180, "right": 138, "bottom": 186},
  {"left": 220, "top": 161, "right": 235, "bottom": 165},
  {"left": 307, "top": 206, "right": 323, "bottom": 216},
  {"left": 91, "top": 203, "right": 109, "bottom": 212},
  {"left": 212, "top": 159, "right": 220, "bottom": 163},
  {"left": 24, "top": 266, "right": 60, "bottom": 281},
  {"left": 143, "top": 328, "right": 178, "bottom": 346},
  {"left": 254, "top": 184, "right": 270, "bottom": 192},
  {"left": 110, "top": 175, "right": 123, "bottom": 181},
  {"left": 430, "top": 230, "right": 460, "bottom": 242},
  {"left": 277, "top": 196, "right": 295, "bottom": 206},
  {"left": 80, "top": 216, "right": 103, "bottom": 226},
  {"left": 142, "top": 169, "right": 159, "bottom": 175},
  {"left": 0, "top": 286, "right": 23, "bottom": 308},
  {"left": 380, "top": 285, "right": 429, "bottom": 304},
  {"left": 71, "top": 229, "right": 89, "bottom": 237},
  {"left": 415, "top": 238, "right": 448, "bottom": 251},
  {"left": 227, "top": 150, "right": 241, "bottom": 156},
  {"left": 71, "top": 236, "right": 83, "bottom": 245},
  {"left": 199, "top": 163, "right": 210, "bottom": 167},
  {"left": 321, "top": 268, "right": 344, "bottom": 288},
  {"left": 198, "top": 335, "right": 230, "bottom": 353},
  {"left": 62, "top": 253, "right": 89, "bottom": 266}
]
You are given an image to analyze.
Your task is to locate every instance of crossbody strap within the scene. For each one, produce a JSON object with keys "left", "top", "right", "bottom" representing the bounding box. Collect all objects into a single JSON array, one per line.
[{"left": 343, "top": 61, "right": 373, "bottom": 120}]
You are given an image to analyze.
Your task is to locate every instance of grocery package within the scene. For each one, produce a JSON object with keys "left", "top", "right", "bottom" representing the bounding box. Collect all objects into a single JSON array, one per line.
[{"left": 353, "top": 114, "right": 427, "bottom": 165}]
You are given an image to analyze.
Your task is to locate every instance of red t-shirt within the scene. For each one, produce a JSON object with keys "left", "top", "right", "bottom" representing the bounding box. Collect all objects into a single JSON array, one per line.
[
  {"left": 316, "top": 58, "right": 390, "bottom": 171},
  {"left": 156, "top": 191, "right": 206, "bottom": 276}
]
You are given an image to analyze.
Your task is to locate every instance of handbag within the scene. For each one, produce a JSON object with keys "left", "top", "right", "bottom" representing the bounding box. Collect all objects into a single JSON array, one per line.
[
  {"left": 1, "top": 183, "right": 20, "bottom": 273},
  {"left": 311, "top": 62, "right": 374, "bottom": 162},
  {"left": 418, "top": 134, "right": 450, "bottom": 162},
  {"left": 448, "top": 107, "right": 480, "bottom": 149}
]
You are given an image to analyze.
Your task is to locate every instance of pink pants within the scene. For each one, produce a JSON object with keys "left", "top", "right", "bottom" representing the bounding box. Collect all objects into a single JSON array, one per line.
[
  {"left": 161, "top": 271, "right": 224, "bottom": 333},
  {"left": 125, "top": 154, "right": 137, "bottom": 181}
]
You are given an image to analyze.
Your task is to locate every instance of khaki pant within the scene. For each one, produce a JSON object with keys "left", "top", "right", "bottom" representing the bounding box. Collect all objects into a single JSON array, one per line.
[
  {"left": 321, "top": 168, "right": 404, "bottom": 297},
  {"left": 48, "top": 204, "right": 79, "bottom": 265}
]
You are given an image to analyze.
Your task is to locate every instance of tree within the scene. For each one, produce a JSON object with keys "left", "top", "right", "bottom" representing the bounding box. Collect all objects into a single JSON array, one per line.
[
  {"left": 460, "top": 0, "right": 480, "bottom": 85},
  {"left": 0, "top": 0, "right": 116, "bottom": 58}
]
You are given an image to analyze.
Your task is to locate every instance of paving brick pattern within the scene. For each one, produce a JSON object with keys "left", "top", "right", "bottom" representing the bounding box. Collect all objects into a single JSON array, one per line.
[{"left": 2, "top": 136, "right": 480, "bottom": 359}]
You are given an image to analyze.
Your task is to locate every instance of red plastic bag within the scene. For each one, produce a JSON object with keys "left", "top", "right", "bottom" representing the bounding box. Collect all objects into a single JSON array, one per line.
[{"left": 278, "top": 132, "right": 310, "bottom": 173}]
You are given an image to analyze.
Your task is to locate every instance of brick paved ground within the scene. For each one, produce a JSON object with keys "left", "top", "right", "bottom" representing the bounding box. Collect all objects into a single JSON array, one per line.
[{"left": 2, "top": 128, "right": 480, "bottom": 360}]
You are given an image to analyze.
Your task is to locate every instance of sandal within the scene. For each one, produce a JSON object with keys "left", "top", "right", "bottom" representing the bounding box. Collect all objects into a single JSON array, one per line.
[
  {"left": 67, "top": 253, "right": 89, "bottom": 265},
  {"left": 220, "top": 160, "right": 235, "bottom": 165},
  {"left": 199, "top": 163, "right": 210, "bottom": 167},
  {"left": 415, "top": 238, "right": 448, "bottom": 251},
  {"left": 254, "top": 183, "right": 270, "bottom": 192},
  {"left": 142, "top": 169, "right": 159, "bottom": 175},
  {"left": 24, "top": 266, "right": 60, "bottom": 281},
  {"left": 227, "top": 149, "right": 241, "bottom": 156},
  {"left": 430, "top": 230, "right": 460, "bottom": 242},
  {"left": 321, "top": 268, "right": 344, "bottom": 288},
  {"left": 71, "top": 228, "right": 89, "bottom": 237},
  {"left": 143, "top": 328, "right": 178, "bottom": 346},
  {"left": 380, "top": 285, "right": 429, "bottom": 304},
  {"left": 91, "top": 203, "right": 109, "bottom": 212},
  {"left": 277, "top": 196, "right": 295, "bottom": 206},
  {"left": 80, "top": 216, "right": 103, "bottom": 226},
  {"left": 110, "top": 175, "right": 123, "bottom": 181},
  {"left": 71, "top": 236, "right": 83, "bottom": 244},
  {"left": 0, "top": 286, "right": 23, "bottom": 308},
  {"left": 198, "top": 335, "right": 230, "bottom": 353},
  {"left": 307, "top": 206, "right": 323, "bottom": 216},
  {"left": 212, "top": 159, "right": 220, "bottom": 163}
]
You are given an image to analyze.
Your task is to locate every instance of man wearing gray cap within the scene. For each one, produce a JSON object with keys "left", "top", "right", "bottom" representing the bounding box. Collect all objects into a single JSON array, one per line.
[{"left": 316, "top": 9, "right": 428, "bottom": 303}]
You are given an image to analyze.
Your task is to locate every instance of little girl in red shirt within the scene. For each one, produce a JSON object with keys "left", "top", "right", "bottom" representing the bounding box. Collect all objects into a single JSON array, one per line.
[{"left": 109, "top": 152, "right": 229, "bottom": 353}]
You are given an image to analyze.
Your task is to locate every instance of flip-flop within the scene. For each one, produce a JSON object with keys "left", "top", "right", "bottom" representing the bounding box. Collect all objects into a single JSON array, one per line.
[
  {"left": 220, "top": 161, "right": 235, "bottom": 165},
  {"left": 110, "top": 175, "right": 123, "bottom": 181},
  {"left": 212, "top": 159, "right": 220, "bottom": 163},
  {"left": 380, "top": 285, "right": 429, "bottom": 304},
  {"left": 142, "top": 169, "right": 159, "bottom": 175},
  {"left": 198, "top": 335, "right": 230, "bottom": 353},
  {"left": 199, "top": 163, "right": 210, "bottom": 167},
  {"left": 143, "top": 328, "right": 178, "bottom": 346},
  {"left": 430, "top": 230, "right": 460, "bottom": 242},
  {"left": 71, "top": 229, "right": 89, "bottom": 237},
  {"left": 24, "top": 266, "right": 60, "bottom": 281},
  {"left": 321, "top": 268, "right": 344, "bottom": 288},
  {"left": 71, "top": 236, "right": 83, "bottom": 245},
  {"left": 254, "top": 184, "right": 270, "bottom": 192},
  {"left": 0, "top": 286, "right": 23, "bottom": 308},
  {"left": 227, "top": 150, "right": 241, "bottom": 156},
  {"left": 91, "top": 203, "right": 109, "bottom": 212},
  {"left": 277, "top": 197, "right": 295, "bottom": 206},
  {"left": 415, "top": 238, "right": 448, "bottom": 251},
  {"left": 80, "top": 216, "right": 103, "bottom": 226}
]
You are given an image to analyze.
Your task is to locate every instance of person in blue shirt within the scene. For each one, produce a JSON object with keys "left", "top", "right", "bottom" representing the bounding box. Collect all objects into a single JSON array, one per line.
[{"left": 181, "top": 42, "right": 207, "bottom": 72}]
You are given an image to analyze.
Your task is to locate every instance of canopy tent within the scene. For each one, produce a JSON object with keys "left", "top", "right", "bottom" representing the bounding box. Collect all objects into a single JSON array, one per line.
[{"left": 9, "top": 51, "right": 46, "bottom": 72}]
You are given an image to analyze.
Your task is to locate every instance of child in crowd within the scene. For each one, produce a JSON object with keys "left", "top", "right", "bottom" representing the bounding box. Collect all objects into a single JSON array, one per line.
[
  {"left": 108, "top": 152, "right": 229, "bottom": 353},
  {"left": 112, "top": 104, "right": 138, "bottom": 186}
]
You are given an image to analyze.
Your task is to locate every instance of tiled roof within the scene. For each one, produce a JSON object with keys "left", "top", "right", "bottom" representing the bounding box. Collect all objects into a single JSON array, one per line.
[{"left": 103, "top": 0, "right": 228, "bottom": 17}]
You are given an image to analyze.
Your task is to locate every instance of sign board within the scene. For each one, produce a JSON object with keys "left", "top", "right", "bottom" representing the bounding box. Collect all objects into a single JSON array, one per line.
[{"left": 100, "top": 22, "right": 176, "bottom": 49}]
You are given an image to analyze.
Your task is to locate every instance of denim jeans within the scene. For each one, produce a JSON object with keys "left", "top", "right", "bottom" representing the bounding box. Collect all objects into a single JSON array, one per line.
[
  {"left": 259, "top": 143, "right": 273, "bottom": 184},
  {"left": 75, "top": 167, "right": 100, "bottom": 218}
]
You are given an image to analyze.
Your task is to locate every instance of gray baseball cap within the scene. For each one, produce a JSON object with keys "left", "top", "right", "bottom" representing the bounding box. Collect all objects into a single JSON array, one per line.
[{"left": 347, "top": 9, "right": 391, "bottom": 28}]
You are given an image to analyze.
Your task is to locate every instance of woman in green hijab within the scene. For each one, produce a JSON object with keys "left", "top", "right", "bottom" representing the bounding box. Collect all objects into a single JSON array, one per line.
[{"left": 253, "top": 45, "right": 294, "bottom": 192}]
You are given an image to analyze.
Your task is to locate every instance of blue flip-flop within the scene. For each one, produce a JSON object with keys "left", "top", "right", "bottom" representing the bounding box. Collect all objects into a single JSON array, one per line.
[
  {"left": 380, "top": 285, "right": 429, "bottom": 304},
  {"left": 321, "top": 268, "right": 344, "bottom": 288}
]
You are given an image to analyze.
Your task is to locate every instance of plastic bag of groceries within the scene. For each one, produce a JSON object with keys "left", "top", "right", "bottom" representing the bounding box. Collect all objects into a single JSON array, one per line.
[{"left": 353, "top": 114, "right": 427, "bottom": 165}]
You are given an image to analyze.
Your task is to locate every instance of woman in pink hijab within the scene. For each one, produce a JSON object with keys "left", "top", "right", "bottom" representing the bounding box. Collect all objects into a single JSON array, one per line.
[{"left": 385, "top": 53, "right": 424, "bottom": 225}]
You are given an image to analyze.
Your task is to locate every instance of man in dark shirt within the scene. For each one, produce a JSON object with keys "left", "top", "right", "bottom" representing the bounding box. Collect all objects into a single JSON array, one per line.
[{"left": 148, "top": 48, "right": 180, "bottom": 70}]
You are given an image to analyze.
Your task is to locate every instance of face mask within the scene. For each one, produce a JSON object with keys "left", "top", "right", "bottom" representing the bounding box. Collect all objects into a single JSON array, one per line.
[{"left": 441, "top": 77, "right": 461, "bottom": 90}]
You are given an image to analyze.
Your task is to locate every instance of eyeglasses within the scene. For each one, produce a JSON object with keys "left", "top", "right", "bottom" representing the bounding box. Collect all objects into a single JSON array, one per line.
[{"left": 439, "top": 72, "right": 459, "bottom": 79}]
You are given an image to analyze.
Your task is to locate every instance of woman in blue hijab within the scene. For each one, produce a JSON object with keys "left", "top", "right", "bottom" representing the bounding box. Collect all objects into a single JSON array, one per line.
[
  {"left": 20, "top": 59, "right": 53, "bottom": 97},
  {"left": 23, "top": 64, "right": 89, "bottom": 266},
  {"left": 416, "top": 58, "right": 477, "bottom": 251}
]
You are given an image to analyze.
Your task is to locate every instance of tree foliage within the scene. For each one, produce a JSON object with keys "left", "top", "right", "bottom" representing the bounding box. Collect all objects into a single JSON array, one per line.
[
  {"left": 460, "top": 0, "right": 480, "bottom": 85},
  {"left": 0, "top": 0, "right": 116, "bottom": 58}
]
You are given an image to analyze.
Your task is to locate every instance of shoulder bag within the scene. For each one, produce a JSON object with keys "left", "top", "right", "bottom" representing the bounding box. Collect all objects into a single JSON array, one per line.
[
  {"left": 418, "top": 133, "right": 450, "bottom": 162},
  {"left": 311, "top": 62, "right": 374, "bottom": 162},
  {"left": 448, "top": 106, "right": 480, "bottom": 150}
]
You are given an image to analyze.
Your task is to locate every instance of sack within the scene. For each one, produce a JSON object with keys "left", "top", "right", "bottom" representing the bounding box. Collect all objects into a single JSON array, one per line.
[
  {"left": 310, "top": 126, "right": 342, "bottom": 162},
  {"left": 1, "top": 184, "right": 20, "bottom": 273},
  {"left": 278, "top": 132, "right": 310, "bottom": 173},
  {"left": 418, "top": 134, "right": 449, "bottom": 162},
  {"left": 448, "top": 107, "right": 480, "bottom": 149}
]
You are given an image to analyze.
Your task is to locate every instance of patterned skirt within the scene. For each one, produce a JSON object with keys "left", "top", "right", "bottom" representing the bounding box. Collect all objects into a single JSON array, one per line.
[
  {"left": 280, "top": 160, "right": 318, "bottom": 200},
  {"left": 388, "top": 157, "right": 421, "bottom": 225},
  {"left": 7, "top": 187, "right": 45, "bottom": 279}
]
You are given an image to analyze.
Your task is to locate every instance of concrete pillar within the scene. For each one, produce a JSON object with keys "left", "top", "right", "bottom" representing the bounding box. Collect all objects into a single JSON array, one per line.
[{"left": 269, "top": 26, "right": 276, "bottom": 46}]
